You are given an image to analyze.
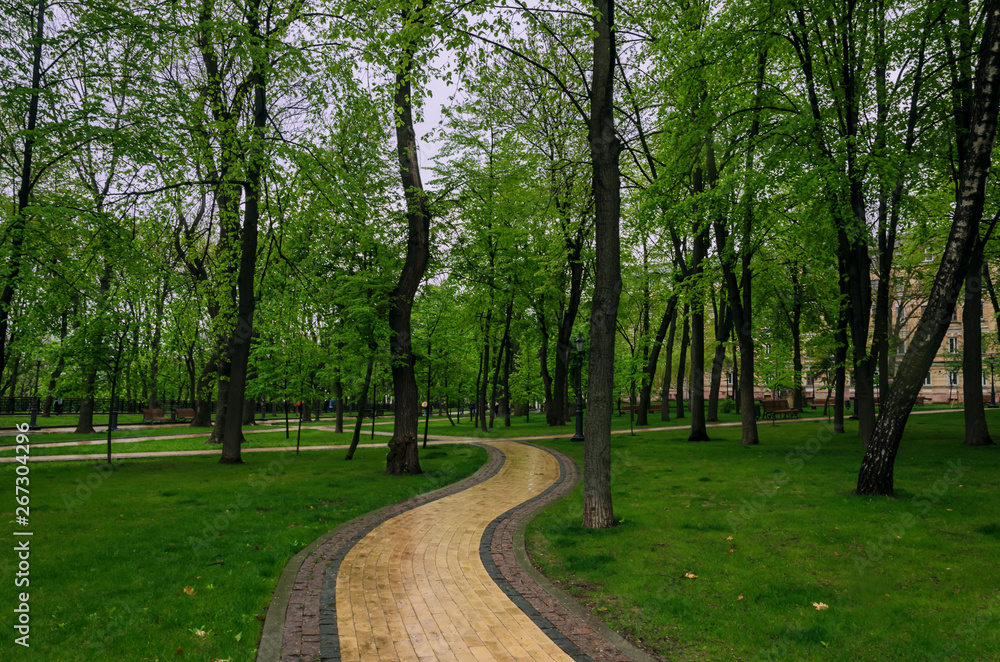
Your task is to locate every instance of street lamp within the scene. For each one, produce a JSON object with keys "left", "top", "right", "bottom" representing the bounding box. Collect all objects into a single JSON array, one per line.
[
  {"left": 990, "top": 354, "right": 997, "bottom": 408},
  {"left": 27, "top": 360, "right": 40, "bottom": 430},
  {"left": 570, "top": 334, "right": 585, "bottom": 442}
]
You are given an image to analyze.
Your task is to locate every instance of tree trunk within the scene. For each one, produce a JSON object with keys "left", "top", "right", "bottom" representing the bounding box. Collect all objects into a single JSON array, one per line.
[
  {"left": 582, "top": 0, "right": 621, "bottom": 530},
  {"left": 858, "top": 0, "right": 1000, "bottom": 494},
  {"left": 964, "top": 249, "right": 994, "bottom": 445},
  {"left": 660, "top": 310, "right": 676, "bottom": 422},
  {"left": 638, "top": 296, "right": 677, "bottom": 426},
  {"left": 502, "top": 337, "right": 513, "bottom": 427},
  {"left": 537, "top": 310, "right": 554, "bottom": 422},
  {"left": 43, "top": 305, "right": 71, "bottom": 417},
  {"left": 550, "top": 244, "right": 585, "bottom": 426},
  {"left": 192, "top": 349, "right": 217, "bottom": 427},
  {"left": 489, "top": 300, "right": 513, "bottom": 429},
  {"left": 675, "top": 309, "right": 690, "bottom": 419},
  {"left": 688, "top": 172, "right": 709, "bottom": 440},
  {"left": 346, "top": 358, "right": 374, "bottom": 460},
  {"left": 478, "top": 315, "right": 491, "bottom": 433},
  {"left": 385, "top": 37, "right": 430, "bottom": 475},
  {"left": 833, "top": 283, "right": 850, "bottom": 433},
  {"left": 333, "top": 372, "right": 344, "bottom": 433}
]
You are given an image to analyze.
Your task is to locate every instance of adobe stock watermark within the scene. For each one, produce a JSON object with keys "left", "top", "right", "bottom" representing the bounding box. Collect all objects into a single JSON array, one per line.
[
  {"left": 726, "top": 421, "right": 835, "bottom": 532},
  {"left": 853, "top": 458, "right": 968, "bottom": 574},
  {"left": 187, "top": 449, "right": 298, "bottom": 553},
  {"left": 62, "top": 462, "right": 116, "bottom": 512}
]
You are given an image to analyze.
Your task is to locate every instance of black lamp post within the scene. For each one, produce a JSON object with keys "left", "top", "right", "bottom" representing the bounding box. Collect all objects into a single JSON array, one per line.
[
  {"left": 107, "top": 394, "right": 119, "bottom": 432},
  {"left": 570, "top": 334, "right": 585, "bottom": 442},
  {"left": 990, "top": 354, "right": 997, "bottom": 408},
  {"left": 27, "top": 360, "right": 40, "bottom": 430},
  {"left": 259, "top": 398, "right": 267, "bottom": 421}
]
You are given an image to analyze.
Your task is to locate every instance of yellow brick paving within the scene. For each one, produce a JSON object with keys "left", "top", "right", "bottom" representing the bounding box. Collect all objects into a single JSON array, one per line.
[{"left": 335, "top": 440, "right": 574, "bottom": 662}]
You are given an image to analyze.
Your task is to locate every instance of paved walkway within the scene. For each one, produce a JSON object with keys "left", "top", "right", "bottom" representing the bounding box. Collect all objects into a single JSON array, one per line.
[{"left": 264, "top": 440, "right": 651, "bottom": 662}]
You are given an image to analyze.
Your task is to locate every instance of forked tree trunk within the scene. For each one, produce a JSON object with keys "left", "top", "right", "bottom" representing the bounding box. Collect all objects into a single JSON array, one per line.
[
  {"left": 858, "top": 2, "right": 1000, "bottom": 494},
  {"left": 220, "top": 5, "right": 269, "bottom": 463}
]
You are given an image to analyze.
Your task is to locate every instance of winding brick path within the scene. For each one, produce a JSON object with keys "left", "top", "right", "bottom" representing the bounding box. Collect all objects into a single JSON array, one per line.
[{"left": 270, "top": 440, "right": 650, "bottom": 662}]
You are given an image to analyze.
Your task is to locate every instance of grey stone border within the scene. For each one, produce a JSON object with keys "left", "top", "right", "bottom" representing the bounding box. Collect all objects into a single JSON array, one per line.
[{"left": 489, "top": 442, "right": 663, "bottom": 662}]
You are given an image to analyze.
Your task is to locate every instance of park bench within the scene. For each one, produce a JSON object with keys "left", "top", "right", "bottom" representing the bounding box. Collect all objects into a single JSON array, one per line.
[
  {"left": 142, "top": 408, "right": 171, "bottom": 424},
  {"left": 621, "top": 403, "right": 662, "bottom": 414},
  {"left": 759, "top": 399, "right": 801, "bottom": 420},
  {"left": 174, "top": 408, "right": 195, "bottom": 422}
]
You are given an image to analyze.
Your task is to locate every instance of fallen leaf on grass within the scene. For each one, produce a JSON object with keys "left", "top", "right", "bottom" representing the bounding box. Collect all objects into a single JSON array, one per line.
[
  {"left": 738, "top": 595, "right": 744, "bottom": 601},
  {"left": 684, "top": 572, "right": 698, "bottom": 579},
  {"left": 183, "top": 586, "right": 196, "bottom": 595},
  {"left": 812, "top": 602, "right": 829, "bottom": 610},
  {"left": 726, "top": 536, "right": 733, "bottom": 541},
  {"left": 727, "top": 549, "right": 734, "bottom": 554}
]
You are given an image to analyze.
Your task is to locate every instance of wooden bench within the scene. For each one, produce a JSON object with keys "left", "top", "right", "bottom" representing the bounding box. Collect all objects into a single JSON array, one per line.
[
  {"left": 142, "top": 408, "right": 171, "bottom": 424},
  {"left": 174, "top": 408, "right": 195, "bottom": 422},
  {"left": 621, "top": 403, "right": 663, "bottom": 414},
  {"left": 759, "top": 399, "right": 801, "bottom": 420}
]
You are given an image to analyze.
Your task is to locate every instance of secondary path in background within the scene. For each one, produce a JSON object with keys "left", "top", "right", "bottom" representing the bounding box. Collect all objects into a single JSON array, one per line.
[
  {"left": 0, "top": 408, "right": 962, "bottom": 461},
  {"left": 266, "top": 440, "right": 649, "bottom": 662}
]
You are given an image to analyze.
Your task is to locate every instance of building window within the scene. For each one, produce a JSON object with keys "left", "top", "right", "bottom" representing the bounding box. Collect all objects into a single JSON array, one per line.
[
  {"left": 897, "top": 341, "right": 906, "bottom": 355},
  {"left": 764, "top": 343, "right": 772, "bottom": 355},
  {"left": 925, "top": 372, "right": 933, "bottom": 386},
  {"left": 949, "top": 371, "right": 959, "bottom": 386},
  {"left": 806, "top": 374, "right": 814, "bottom": 386},
  {"left": 952, "top": 309, "right": 959, "bottom": 322},
  {"left": 726, "top": 372, "right": 733, "bottom": 385},
  {"left": 983, "top": 373, "right": 989, "bottom": 387},
  {"left": 948, "top": 337, "right": 958, "bottom": 353}
]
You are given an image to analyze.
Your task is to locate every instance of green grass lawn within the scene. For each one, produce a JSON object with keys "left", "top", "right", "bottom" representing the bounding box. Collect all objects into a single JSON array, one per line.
[
  {"left": 525, "top": 410, "right": 1000, "bottom": 661},
  {"left": 0, "top": 444, "right": 487, "bottom": 660}
]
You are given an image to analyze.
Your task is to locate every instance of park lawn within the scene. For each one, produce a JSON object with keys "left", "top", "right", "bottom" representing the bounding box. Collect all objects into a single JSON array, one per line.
[
  {"left": 526, "top": 410, "right": 1000, "bottom": 662},
  {"left": 0, "top": 444, "right": 487, "bottom": 661},
  {"left": 0, "top": 428, "right": 369, "bottom": 457}
]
